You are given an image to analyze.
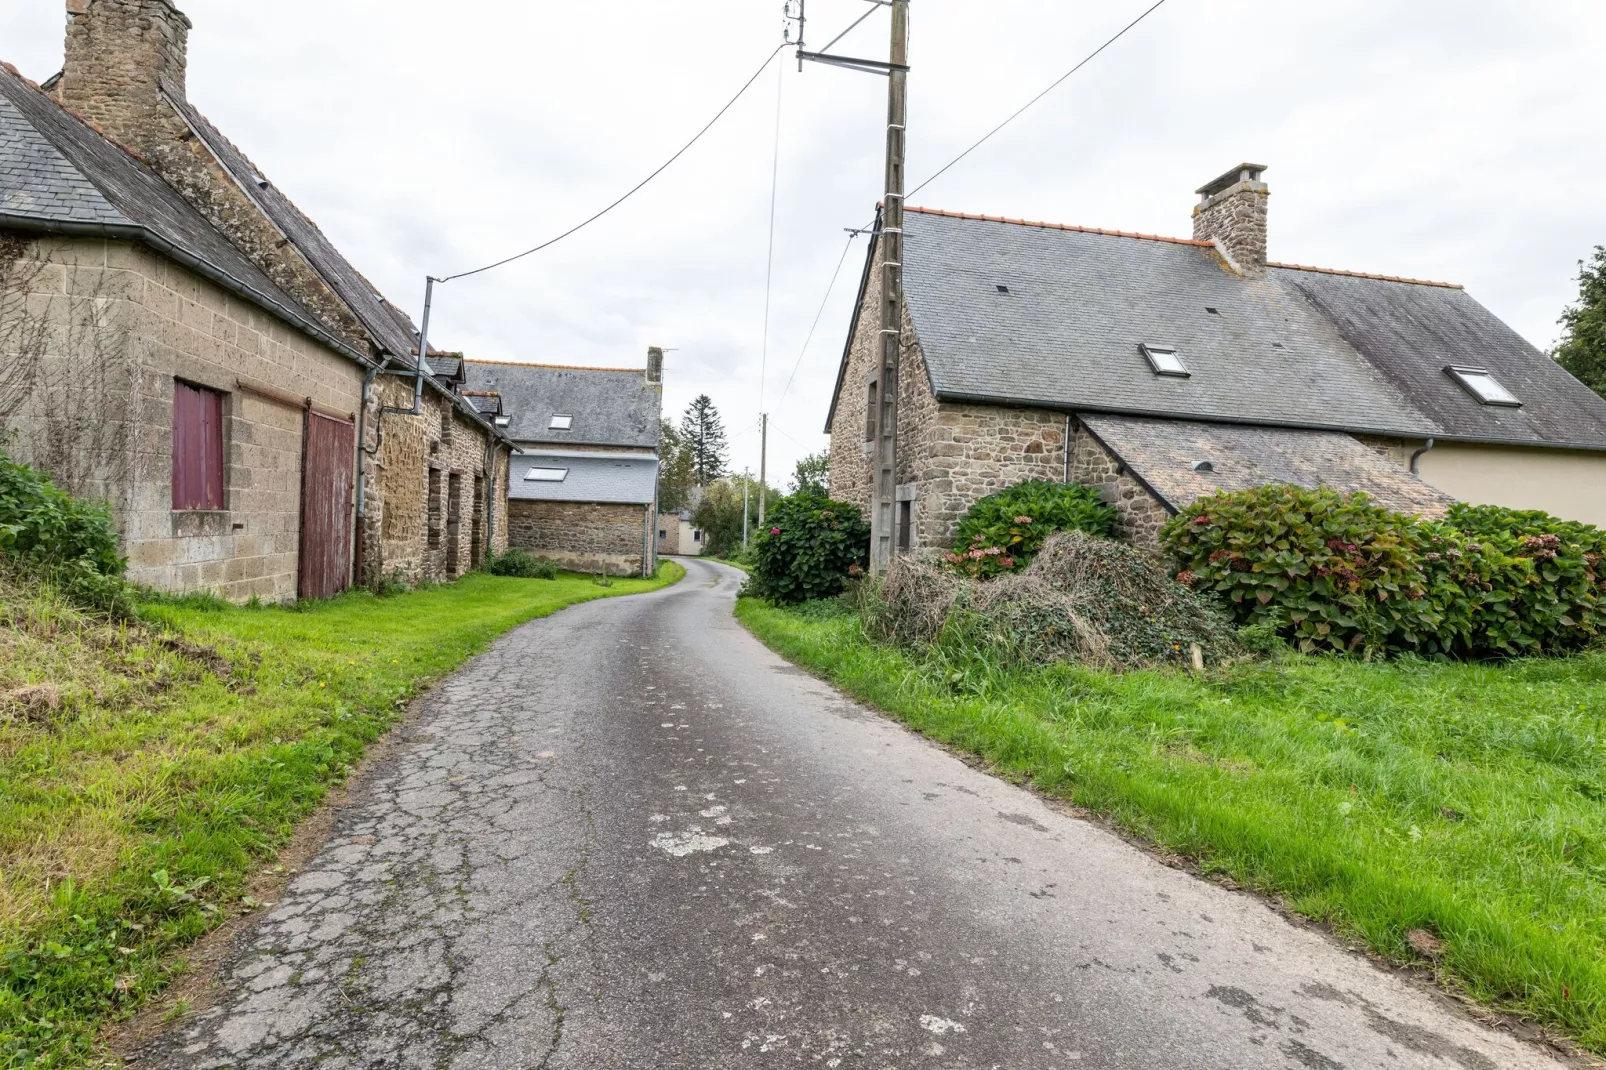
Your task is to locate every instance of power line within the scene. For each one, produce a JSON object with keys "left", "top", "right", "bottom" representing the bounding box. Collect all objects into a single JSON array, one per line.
[
  {"left": 776, "top": 231, "right": 858, "bottom": 411},
  {"left": 906, "top": 0, "right": 1174, "bottom": 202},
  {"left": 758, "top": 56, "right": 785, "bottom": 411},
  {"left": 441, "top": 44, "right": 787, "bottom": 284}
]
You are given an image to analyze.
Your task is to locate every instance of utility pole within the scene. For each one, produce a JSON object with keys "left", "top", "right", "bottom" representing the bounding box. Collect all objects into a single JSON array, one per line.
[
  {"left": 793, "top": 0, "right": 911, "bottom": 575},
  {"left": 742, "top": 468, "right": 751, "bottom": 548},
  {"left": 758, "top": 413, "right": 769, "bottom": 527},
  {"left": 870, "top": 1, "right": 909, "bottom": 575}
]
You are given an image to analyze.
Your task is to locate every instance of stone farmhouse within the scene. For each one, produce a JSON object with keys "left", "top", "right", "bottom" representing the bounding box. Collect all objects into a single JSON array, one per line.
[
  {"left": 0, "top": 0, "right": 514, "bottom": 601},
  {"left": 827, "top": 163, "right": 1606, "bottom": 551},
  {"left": 656, "top": 510, "right": 705, "bottom": 558},
  {"left": 465, "top": 349, "right": 663, "bottom": 576}
]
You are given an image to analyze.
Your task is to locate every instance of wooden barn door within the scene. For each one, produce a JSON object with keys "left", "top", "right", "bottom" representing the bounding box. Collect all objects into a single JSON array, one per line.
[{"left": 298, "top": 411, "right": 356, "bottom": 600}]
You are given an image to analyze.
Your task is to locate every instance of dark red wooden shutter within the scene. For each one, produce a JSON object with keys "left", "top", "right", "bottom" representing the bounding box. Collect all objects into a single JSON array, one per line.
[{"left": 173, "top": 381, "right": 224, "bottom": 510}]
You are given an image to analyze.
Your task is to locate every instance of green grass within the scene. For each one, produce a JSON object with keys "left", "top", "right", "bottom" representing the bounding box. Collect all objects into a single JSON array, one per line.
[
  {"left": 0, "top": 563, "right": 682, "bottom": 1068},
  {"left": 736, "top": 596, "right": 1606, "bottom": 1052}
]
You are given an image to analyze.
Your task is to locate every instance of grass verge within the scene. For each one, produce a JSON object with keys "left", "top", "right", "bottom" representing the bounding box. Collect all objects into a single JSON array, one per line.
[
  {"left": 736, "top": 596, "right": 1606, "bottom": 1053},
  {"left": 0, "top": 562, "right": 682, "bottom": 1068}
]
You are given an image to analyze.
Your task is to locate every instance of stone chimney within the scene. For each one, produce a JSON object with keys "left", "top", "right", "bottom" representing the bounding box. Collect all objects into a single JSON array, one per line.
[
  {"left": 59, "top": 0, "right": 191, "bottom": 143},
  {"left": 646, "top": 346, "right": 664, "bottom": 385},
  {"left": 1192, "top": 163, "right": 1269, "bottom": 278}
]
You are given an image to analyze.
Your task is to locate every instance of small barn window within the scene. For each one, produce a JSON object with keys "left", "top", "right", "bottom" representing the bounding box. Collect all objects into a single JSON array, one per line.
[
  {"left": 525, "top": 467, "right": 569, "bottom": 482},
  {"left": 866, "top": 380, "right": 879, "bottom": 441},
  {"left": 1446, "top": 366, "right": 1521, "bottom": 407},
  {"left": 1140, "top": 343, "right": 1189, "bottom": 377},
  {"left": 549, "top": 414, "right": 574, "bottom": 430},
  {"left": 172, "top": 380, "right": 225, "bottom": 510}
]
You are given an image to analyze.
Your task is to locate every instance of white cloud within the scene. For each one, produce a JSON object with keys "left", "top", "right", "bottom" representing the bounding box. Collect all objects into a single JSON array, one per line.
[{"left": 5, "top": 0, "right": 1603, "bottom": 485}]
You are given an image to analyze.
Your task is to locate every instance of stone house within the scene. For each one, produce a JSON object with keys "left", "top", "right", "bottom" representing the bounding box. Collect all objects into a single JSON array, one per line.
[
  {"left": 465, "top": 349, "right": 663, "bottom": 576},
  {"left": 0, "top": 0, "right": 513, "bottom": 600},
  {"left": 826, "top": 164, "right": 1606, "bottom": 551},
  {"left": 656, "top": 510, "right": 704, "bottom": 557}
]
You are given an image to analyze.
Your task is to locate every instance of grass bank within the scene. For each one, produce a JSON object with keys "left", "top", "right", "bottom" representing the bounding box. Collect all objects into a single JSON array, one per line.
[
  {"left": 0, "top": 563, "right": 682, "bottom": 1068},
  {"left": 736, "top": 597, "right": 1606, "bottom": 1052}
]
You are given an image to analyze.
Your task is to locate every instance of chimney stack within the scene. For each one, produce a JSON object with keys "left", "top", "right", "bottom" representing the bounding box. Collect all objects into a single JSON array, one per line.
[
  {"left": 646, "top": 346, "right": 664, "bottom": 385},
  {"left": 1193, "top": 163, "right": 1269, "bottom": 278},
  {"left": 59, "top": 0, "right": 191, "bottom": 144}
]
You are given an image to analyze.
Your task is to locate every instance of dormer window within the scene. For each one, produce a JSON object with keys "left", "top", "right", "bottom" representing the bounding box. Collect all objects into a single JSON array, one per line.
[
  {"left": 526, "top": 467, "right": 568, "bottom": 482},
  {"left": 1446, "top": 366, "right": 1520, "bottom": 407},
  {"left": 549, "top": 414, "right": 574, "bottom": 430},
  {"left": 1140, "top": 343, "right": 1189, "bottom": 378}
]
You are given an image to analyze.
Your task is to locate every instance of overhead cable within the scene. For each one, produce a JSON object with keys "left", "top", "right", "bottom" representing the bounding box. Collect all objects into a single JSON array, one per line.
[
  {"left": 906, "top": 0, "right": 1174, "bottom": 201},
  {"left": 441, "top": 44, "right": 787, "bottom": 283},
  {"left": 776, "top": 232, "right": 858, "bottom": 411}
]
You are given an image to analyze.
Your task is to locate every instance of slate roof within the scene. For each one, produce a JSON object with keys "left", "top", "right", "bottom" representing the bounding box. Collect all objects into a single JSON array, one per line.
[
  {"left": 464, "top": 361, "right": 662, "bottom": 450},
  {"left": 510, "top": 450, "right": 659, "bottom": 505},
  {"left": 1280, "top": 268, "right": 1606, "bottom": 449},
  {"left": 1079, "top": 414, "right": 1454, "bottom": 518},
  {"left": 839, "top": 206, "right": 1606, "bottom": 451},
  {"left": 460, "top": 391, "right": 503, "bottom": 417},
  {"left": 0, "top": 65, "right": 366, "bottom": 363},
  {"left": 426, "top": 354, "right": 465, "bottom": 384},
  {"left": 161, "top": 91, "right": 424, "bottom": 365}
]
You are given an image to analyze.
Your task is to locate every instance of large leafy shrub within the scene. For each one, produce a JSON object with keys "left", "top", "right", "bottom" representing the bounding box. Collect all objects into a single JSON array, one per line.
[
  {"left": 0, "top": 451, "right": 131, "bottom": 614},
  {"left": 747, "top": 494, "right": 870, "bottom": 604},
  {"left": 487, "top": 549, "right": 560, "bottom": 579},
  {"left": 946, "top": 481, "right": 1118, "bottom": 579},
  {"left": 1163, "top": 485, "right": 1605, "bottom": 659}
]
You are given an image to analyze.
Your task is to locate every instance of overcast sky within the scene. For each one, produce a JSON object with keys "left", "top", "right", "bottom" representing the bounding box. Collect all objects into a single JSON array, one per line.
[{"left": 6, "top": 0, "right": 1604, "bottom": 485}]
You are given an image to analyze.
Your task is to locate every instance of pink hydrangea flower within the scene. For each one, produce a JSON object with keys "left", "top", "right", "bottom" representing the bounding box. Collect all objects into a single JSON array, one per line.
[{"left": 770, "top": 527, "right": 781, "bottom": 536}]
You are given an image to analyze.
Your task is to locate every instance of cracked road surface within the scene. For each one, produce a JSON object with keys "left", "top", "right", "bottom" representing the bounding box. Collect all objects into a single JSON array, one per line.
[{"left": 137, "top": 558, "right": 1571, "bottom": 1069}]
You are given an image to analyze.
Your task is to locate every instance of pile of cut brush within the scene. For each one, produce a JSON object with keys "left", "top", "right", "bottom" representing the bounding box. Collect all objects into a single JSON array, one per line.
[{"left": 865, "top": 531, "right": 1242, "bottom": 670}]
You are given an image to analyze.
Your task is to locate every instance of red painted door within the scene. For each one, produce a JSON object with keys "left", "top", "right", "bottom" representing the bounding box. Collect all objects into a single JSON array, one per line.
[{"left": 298, "top": 411, "right": 356, "bottom": 600}]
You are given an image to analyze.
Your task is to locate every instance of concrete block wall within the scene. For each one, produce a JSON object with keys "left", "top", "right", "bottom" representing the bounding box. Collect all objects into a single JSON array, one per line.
[
  {"left": 2, "top": 236, "right": 364, "bottom": 601},
  {"left": 507, "top": 500, "right": 647, "bottom": 575}
]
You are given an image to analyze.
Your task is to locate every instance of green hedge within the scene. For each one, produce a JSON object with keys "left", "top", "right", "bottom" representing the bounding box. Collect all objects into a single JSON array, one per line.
[
  {"left": 1162, "top": 485, "right": 1604, "bottom": 658},
  {"left": 947, "top": 480, "right": 1118, "bottom": 579},
  {"left": 747, "top": 494, "right": 869, "bottom": 604}
]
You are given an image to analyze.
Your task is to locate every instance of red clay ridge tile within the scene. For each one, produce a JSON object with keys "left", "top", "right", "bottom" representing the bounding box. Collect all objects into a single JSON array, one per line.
[
  {"left": 1267, "top": 261, "right": 1462, "bottom": 289},
  {"left": 903, "top": 205, "right": 1214, "bottom": 247}
]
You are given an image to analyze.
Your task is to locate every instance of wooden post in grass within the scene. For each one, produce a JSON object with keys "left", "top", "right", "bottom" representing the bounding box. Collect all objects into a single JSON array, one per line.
[{"left": 1189, "top": 643, "right": 1205, "bottom": 673}]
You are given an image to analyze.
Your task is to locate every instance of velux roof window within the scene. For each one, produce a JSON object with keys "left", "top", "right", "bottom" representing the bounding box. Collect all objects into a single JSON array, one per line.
[
  {"left": 1140, "top": 343, "right": 1188, "bottom": 378},
  {"left": 525, "top": 467, "right": 569, "bottom": 482},
  {"left": 1446, "top": 366, "right": 1521, "bottom": 407},
  {"left": 549, "top": 414, "right": 574, "bottom": 430}
]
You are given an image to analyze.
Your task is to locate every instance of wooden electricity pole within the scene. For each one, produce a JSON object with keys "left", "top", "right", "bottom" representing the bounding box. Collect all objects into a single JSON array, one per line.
[
  {"left": 758, "top": 413, "right": 769, "bottom": 526},
  {"left": 870, "top": 0, "right": 909, "bottom": 574},
  {"left": 795, "top": 0, "right": 910, "bottom": 573}
]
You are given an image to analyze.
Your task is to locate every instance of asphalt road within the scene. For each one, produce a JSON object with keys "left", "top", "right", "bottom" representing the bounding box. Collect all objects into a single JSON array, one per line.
[{"left": 138, "top": 557, "right": 1571, "bottom": 1069}]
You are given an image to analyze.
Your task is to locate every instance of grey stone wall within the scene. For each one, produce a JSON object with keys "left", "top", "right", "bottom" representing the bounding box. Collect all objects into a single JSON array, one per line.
[
  {"left": 507, "top": 500, "right": 647, "bottom": 575},
  {"left": 1067, "top": 423, "right": 1173, "bottom": 551}
]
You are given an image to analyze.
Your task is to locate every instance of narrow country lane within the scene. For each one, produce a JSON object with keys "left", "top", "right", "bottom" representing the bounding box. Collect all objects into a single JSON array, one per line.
[{"left": 136, "top": 558, "right": 1571, "bottom": 1070}]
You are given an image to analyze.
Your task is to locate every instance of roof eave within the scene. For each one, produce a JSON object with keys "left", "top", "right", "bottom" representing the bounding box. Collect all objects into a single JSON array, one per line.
[{"left": 0, "top": 212, "right": 377, "bottom": 371}]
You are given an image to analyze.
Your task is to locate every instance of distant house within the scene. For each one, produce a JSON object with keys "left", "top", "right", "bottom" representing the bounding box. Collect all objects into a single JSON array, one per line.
[
  {"left": 657, "top": 511, "right": 704, "bottom": 557},
  {"left": 465, "top": 349, "right": 664, "bottom": 575},
  {"left": 827, "top": 164, "right": 1606, "bottom": 550},
  {"left": 0, "top": 0, "right": 513, "bottom": 600}
]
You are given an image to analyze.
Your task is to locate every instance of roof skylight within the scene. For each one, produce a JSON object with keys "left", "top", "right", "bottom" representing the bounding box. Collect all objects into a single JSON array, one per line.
[
  {"left": 1446, "top": 366, "right": 1520, "bottom": 407},
  {"left": 526, "top": 467, "right": 569, "bottom": 482},
  {"left": 549, "top": 414, "right": 574, "bottom": 430},
  {"left": 1140, "top": 344, "right": 1189, "bottom": 378}
]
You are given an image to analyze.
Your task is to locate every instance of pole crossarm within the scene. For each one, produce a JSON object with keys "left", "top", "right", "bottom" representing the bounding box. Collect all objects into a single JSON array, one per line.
[{"left": 797, "top": 51, "right": 908, "bottom": 76}]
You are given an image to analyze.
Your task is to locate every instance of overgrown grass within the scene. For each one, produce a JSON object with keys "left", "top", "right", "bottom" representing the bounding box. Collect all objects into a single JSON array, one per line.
[
  {"left": 737, "top": 596, "right": 1606, "bottom": 1052},
  {"left": 0, "top": 563, "right": 682, "bottom": 1068}
]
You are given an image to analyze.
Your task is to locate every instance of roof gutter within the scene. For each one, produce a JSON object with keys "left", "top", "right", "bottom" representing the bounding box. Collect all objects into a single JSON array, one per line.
[
  {"left": 0, "top": 213, "right": 377, "bottom": 371},
  {"left": 931, "top": 389, "right": 1606, "bottom": 455}
]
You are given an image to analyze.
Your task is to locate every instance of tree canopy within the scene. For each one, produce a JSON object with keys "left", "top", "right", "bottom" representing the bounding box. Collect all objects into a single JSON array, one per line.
[
  {"left": 1555, "top": 245, "right": 1606, "bottom": 399},
  {"left": 790, "top": 451, "right": 830, "bottom": 498},
  {"left": 678, "top": 395, "right": 728, "bottom": 486},
  {"left": 656, "top": 419, "right": 696, "bottom": 513}
]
